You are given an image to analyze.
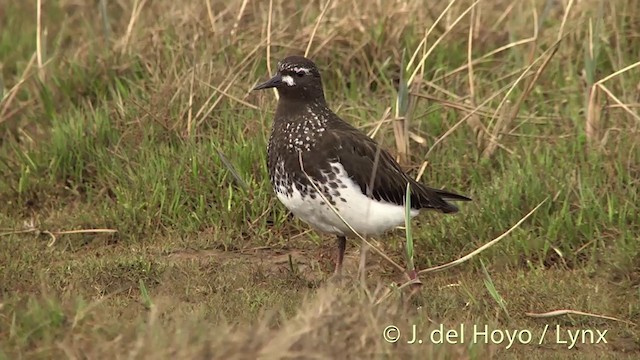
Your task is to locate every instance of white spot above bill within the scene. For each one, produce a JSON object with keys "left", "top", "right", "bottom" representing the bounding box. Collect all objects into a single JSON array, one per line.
[{"left": 281, "top": 75, "right": 295, "bottom": 86}]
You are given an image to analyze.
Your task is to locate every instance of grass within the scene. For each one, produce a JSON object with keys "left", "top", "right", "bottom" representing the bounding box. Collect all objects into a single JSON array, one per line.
[{"left": 1, "top": 0, "right": 639, "bottom": 358}]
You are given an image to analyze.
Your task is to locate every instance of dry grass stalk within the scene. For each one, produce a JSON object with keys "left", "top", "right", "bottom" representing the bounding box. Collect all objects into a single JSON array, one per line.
[
  {"left": 366, "top": 107, "right": 392, "bottom": 139},
  {"left": 466, "top": 6, "right": 486, "bottom": 148},
  {"left": 0, "top": 224, "right": 117, "bottom": 248},
  {"left": 195, "top": 42, "right": 264, "bottom": 128},
  {"left": 204, "top": 0, "right": 217, "bottom": 34},
  {"left": 118, "top": 0, "right": 148, "bottom": 55},
  {"left": 526, "top": 309, "right": 637, "bottom": 326},
  {"left": 266, "top": 0, "right": 278, "bottom": 101},
  {"left": 585, "top": 16, "right": 599, "bottom": 146},
  {"left": 36, "top": 0, "right": 44, "bottom": 82},
  {"left": 304, "top": 0, "right": 333, "bottom": 58},
  {"left": 418, "top": 197, "right": 548, "bottom": 275},
  {"left": 0, "top": 53, "right": 37, "bottom": 124},
  {"left": 391, "top": 0, "right": 480, "bottom": 165},
  {"left": 586, "top": 85, "right": 602, "bottom": 146},
  {"left": 587, "top": 59, "right": 640, "bottom": 147},
  {"left": 231, "top": 0, "right": 250, "bottom": 38},
  {"left": 416, "top": 82, "right": 511, "bottom": 157},
  {"left": 444, "top": 36, "right": 536, "bottom": 79},
  {"left": 391, "top": 113, "right": 409, "bottom": 165},
  {"left": 186, "top": 63, "right": 196, "bottom": 137},
  {"left": 481, "top": 39, "right": 560, "bottom": 159}
]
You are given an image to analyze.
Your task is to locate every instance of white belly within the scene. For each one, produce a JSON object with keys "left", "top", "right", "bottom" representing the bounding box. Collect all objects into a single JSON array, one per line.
[{"left": 275, "top": 162, "right": 419, "bottom": 237}]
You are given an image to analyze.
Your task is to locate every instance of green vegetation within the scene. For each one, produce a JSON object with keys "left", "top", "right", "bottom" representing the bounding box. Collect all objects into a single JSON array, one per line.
[{"left": 1, "top": 0, "right": 638, "bottom": 358}]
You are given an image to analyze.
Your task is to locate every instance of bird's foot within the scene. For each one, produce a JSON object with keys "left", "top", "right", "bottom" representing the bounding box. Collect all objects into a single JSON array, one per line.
[{"left": 407, "top": 269, "right": 423, "bottom": 290}]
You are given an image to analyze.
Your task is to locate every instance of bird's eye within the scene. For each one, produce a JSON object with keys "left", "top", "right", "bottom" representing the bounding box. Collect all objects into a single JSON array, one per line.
[{"left": 295, "top": 71, "right": 305, "bottom": 78}]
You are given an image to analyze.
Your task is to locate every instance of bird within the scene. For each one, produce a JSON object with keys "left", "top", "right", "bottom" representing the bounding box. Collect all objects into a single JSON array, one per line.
[{"left": 253, "top": 55, "right": 471, "bottom": 277}]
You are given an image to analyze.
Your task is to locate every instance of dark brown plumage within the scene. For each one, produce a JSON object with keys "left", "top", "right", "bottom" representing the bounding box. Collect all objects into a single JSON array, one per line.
[{"left": 254, "top": 55, "right": 471, "bottom": 276}]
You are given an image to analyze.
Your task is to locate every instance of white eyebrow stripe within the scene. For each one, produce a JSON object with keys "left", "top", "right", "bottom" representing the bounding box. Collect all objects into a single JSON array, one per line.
[
  {"left": 281, "top": 75, "right": 295, "bottom": 86},
  {"left": 293, "top": 67, "right": 311, "bottom": 75}
]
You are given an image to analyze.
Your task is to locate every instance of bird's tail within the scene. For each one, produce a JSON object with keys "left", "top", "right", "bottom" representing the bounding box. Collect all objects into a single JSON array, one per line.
[
  {"left": 434, "top": 188, "right": 472, "bottom": 202},
  {"left": 406, "top": 175, "right": 472, "bottom": 213},
  {"left": 424, "top": 186, "right": 472, "bottom": 214}
]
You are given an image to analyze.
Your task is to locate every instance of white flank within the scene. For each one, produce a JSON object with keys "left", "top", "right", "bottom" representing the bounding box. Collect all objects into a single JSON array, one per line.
[{"left": 275, "top": 162, "right": 418, "bottom": 237}]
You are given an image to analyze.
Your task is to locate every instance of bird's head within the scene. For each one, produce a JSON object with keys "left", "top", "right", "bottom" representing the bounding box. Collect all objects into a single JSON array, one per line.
[{"left": 253, "top": 55, "right": 325, "bottom": 102}]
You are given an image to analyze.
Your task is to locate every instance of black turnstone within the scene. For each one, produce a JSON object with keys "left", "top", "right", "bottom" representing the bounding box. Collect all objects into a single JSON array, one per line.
[{"left": 253, "top": 55, "right": 471, "bottom": 276}]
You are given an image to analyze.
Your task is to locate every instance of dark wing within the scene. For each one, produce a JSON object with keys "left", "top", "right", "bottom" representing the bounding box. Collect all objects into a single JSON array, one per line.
[{"left": 320, "top": 121, "right": 471, "bottom": 213}]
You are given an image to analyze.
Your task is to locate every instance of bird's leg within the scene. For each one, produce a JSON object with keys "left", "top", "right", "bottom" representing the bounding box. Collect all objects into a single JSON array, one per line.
[
  {"left": 408, "top": 269, "right": 418, "bottom": 280},
  {"left": 407, "top": 268, "right": 423, "bottom": 289},
  {"left": 334, "top": 235, "right": 347, "bottom": 275}
]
